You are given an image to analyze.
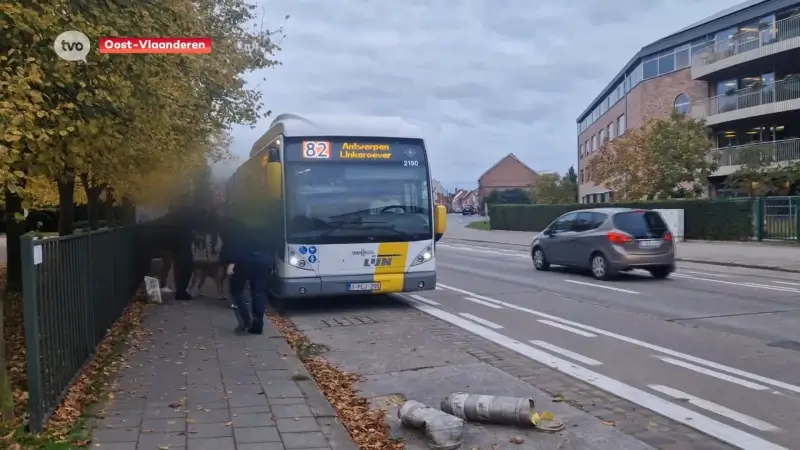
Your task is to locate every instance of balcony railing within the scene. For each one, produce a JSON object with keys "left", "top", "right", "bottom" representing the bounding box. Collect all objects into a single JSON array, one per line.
[
  {"left": 715, "top": 138, "right": 800, "bottom": 167},
  {"left": 693, "top": 14, "right": 800, "bottom": 68},
  {"left": 691, "top": 76, "right": 800, "bottom": 118}
]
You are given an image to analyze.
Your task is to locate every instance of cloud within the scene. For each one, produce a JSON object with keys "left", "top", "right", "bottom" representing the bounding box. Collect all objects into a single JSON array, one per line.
[{"left": 220, "top": 0, "right": 741, "bottom": 189}]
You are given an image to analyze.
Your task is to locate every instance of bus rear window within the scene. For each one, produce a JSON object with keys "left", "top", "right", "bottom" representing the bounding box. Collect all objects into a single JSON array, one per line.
[{"left": 612, "top": 211, "right": 669, "bottom": 239}]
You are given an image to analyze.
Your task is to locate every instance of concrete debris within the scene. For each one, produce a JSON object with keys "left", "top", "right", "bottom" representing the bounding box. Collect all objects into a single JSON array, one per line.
[{"left": 398, "top": 400, "right": 464, "bottom": 450}]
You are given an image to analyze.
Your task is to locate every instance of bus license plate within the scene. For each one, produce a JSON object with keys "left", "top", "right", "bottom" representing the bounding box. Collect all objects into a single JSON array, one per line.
[{"left": 348, "top": 282, "right": 380, "bottom": 291}]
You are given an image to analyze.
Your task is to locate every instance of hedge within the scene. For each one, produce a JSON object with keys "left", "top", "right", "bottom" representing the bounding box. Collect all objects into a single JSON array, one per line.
[{"left": 488, "top": 199, "right": 756, "bottom": 241}]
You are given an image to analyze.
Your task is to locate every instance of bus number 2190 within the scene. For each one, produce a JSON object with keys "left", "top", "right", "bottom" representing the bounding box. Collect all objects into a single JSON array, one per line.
[{"left": 404, "top": 160, "right": 419, "bottom": 167}]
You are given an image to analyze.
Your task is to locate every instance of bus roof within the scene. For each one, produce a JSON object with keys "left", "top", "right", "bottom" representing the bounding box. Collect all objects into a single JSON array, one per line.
[{"left": 249, "top": 113, "right": 424, "bottom": 157}]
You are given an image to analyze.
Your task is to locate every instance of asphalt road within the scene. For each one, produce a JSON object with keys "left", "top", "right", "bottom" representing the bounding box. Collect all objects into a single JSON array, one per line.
[{"left": 397, "top": 215, "right": 800, "bottom": 449}]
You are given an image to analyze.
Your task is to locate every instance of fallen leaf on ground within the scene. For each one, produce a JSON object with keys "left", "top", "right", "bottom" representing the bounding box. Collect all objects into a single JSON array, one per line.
[{"left": 269, "top": 313, "right": 404, "bottom": 450}]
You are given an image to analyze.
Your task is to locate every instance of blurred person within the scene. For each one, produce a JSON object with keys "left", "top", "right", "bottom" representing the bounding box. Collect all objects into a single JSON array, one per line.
[{"left": 226, "top": 227, "right": 273, "bottom": 335}]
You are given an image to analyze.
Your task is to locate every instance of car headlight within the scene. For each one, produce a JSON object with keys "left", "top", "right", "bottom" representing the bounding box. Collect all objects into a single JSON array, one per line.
[
  {"left": 411, "top": 246, "right": 433, "bottom": 266},
  {"left": 288, "top": 251, "right": 311, "bottom": 270}
]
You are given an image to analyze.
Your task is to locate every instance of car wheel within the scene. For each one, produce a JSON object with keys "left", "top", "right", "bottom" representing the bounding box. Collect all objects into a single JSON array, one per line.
[
  {"left": 649, "top": 266, "right": 671, "bottom": 279},
  {"left": 590, "top": 252, "right": 612, "bottom": 280},
  {"left": 532, "top": 247, "right": 550, "bottom": 271}
]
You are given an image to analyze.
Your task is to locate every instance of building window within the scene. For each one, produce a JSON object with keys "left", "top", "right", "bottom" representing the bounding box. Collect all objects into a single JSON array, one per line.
[
  {"left": 643, "top": 57, "right": 658, "bottom": 79},
  {"left": 607, "top": 123, "right": 614, "bottom": 140},
  {"left": 580, "top": 143, "right": 586, "bottom": 157},
  {"left": 599, "top": 128, "right": 606, "bottom": 143},
  {"left": 675, "top": 45, "right": 690, "bottom": 69},
  {"left": 592, "top": 135, "right": 598, "bottom": 152},
  {"left": 617, "top": 114, "right": 626, "bottom": 136},
  {"left": 580, "top": 169, "right": 585, "bottom": 183},
  {"left": 658, "top": 50, "right": 675, "bottom": 74},
  {"left": 674, "top": 93, "right": 691, "bottom": 114}
]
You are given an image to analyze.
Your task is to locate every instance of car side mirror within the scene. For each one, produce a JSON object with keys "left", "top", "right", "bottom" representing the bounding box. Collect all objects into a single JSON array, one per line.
[{"left": 542, "top": 229, "right": 552, "bottom": 236}]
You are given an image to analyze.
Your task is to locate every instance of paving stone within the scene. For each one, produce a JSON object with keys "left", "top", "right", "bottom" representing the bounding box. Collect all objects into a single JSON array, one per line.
[
  {"left": 231, "top": 405, "right": 272, "bottom": 415},
  {"left": 187, "top": 408, "right": 230, "bottom": 423},
  {"left": 238, "top": 443, "right": 285, "bottom": 450},
  {"left": 234, "top": 425, "right": 281, "bottom": 443},
  {"left": 271, "top": 403, "right": 314, "bottom": 418},
  {"left": 140, "top": 418, "right": 185, "bottom": 433},
  {"left": 136, "top": 432, "right": 185, "bottom": 449},
  {"left": 187, "top": 436, "right": 236, "bottom": 450},
  {"left": 92, "top": 428, "right": 140, "bottom": 442},
  {"left": 187, "top": 422, "right": 233, "bottom": 438},
  {"left": 280, "top": 431, "right": 330, "bottom": 449},
  {"left": 232, "top": 412, "right": 275, "bottom": 428},
  {"left": 91, "top": 443, "right": 137, "bottom": 450},
  {"left": 275, "top": 417, "right": 320, "bottom": 433},
  {"left": 93, "top": 295, "right": 346, "bottom": 450}
]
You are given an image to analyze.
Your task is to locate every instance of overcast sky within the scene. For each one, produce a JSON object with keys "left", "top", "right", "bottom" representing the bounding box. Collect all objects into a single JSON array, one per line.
[{"left": 218, "top": 0, "right": 743, "bottom": 190}]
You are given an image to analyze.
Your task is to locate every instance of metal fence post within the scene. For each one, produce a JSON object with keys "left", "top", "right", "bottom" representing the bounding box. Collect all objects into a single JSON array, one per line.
[
  {"left": 20, "top": 235, "right": 44, "bottom": 432},
  {"left": 755, "top": 197, "right": 765, "bottom": 241},
  {"left": 794, "top": 197, "right": 800, "bottom": 243}
]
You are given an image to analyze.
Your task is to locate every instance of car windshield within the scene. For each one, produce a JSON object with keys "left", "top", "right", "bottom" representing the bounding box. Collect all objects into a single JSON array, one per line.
[
  {"left": 285, "top": 162, "right": 431, "bottom": 243},
  {"left": 612, "top": 211, "right": 669, "bottom": 239}
]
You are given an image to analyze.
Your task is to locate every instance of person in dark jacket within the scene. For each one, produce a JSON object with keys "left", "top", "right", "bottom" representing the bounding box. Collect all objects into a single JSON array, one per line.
[
  {"left": 146, "top": 205, "right": 197, "bottom": 300},
  {"left": 226, "top": 224, "right": 272, "bottom": 335}
]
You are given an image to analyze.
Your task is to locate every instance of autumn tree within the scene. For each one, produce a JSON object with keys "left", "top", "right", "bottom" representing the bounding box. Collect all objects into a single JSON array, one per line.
[
  {"left": 1, "top": 0, "right": 284, "bottom": 423},
  {"left": 588, "top": 110, "right": 717, "bottom": 201},
  {"left": 531, "top": 168, "right": 578, "bottom": 205}
]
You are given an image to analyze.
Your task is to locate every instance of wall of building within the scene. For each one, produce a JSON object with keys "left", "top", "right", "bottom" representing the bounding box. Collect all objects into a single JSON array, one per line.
[
  {"left": 576, "top": 68, "right": 709, "bottom": 201},
  {"left": 478, "top": 157, "right": 539, "bottom": 200}
]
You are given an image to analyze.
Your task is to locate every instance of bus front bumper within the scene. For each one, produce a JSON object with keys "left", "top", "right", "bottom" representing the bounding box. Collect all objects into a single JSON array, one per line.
[{"left": 272, "top": 271, "right": 436, "bottom": 299}]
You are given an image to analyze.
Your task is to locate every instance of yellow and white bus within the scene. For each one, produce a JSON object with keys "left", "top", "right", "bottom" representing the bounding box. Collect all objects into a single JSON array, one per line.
[{"left": 226, "top": 113, "right": 447, "bottom": 299}]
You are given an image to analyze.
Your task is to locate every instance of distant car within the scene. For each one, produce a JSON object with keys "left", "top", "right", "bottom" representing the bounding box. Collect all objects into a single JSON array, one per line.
[
  {"left": 462, "top": 205, "right": 475, "bottom": 215},
  {"left": 530, "top": 208, "right": 675, "bottom": 280}
]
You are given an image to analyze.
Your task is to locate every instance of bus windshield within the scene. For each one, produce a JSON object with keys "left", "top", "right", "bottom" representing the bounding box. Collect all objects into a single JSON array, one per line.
[{"left": 285, "top": 161, "right": 432, "bottom": 244}]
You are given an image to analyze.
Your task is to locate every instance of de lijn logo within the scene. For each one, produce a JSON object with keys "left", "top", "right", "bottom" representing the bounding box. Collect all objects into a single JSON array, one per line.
[{"left": 54, "top": 30, "right": 91, "bottom": 62}]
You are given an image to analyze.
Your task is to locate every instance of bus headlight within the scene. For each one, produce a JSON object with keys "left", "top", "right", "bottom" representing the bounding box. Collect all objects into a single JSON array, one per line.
[
  {"left": 288, "top": 251, "right": 311, "bottom": 270},
  {"left": 411, "top": 246, "right": 433, "bottom": 266}
]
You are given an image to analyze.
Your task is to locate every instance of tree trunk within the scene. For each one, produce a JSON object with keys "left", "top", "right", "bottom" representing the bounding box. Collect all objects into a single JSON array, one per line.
[
  {"left": 102, "top": 187, "right": 116, "bottom": 227},
  {"left": 81, "top": 174, "right": 104, "bottom": 230},
  {"left": 0, "top": 294, "right": 12, "bottom": 422},
  {"left": 121, "top": 196, "right": 136, "bottom": 225},
  {"left": 4, "top": 188, "right": 25, "bottom": 293},
  {"left": 57, "top": 171, "right": 76, "bottom": 236}
]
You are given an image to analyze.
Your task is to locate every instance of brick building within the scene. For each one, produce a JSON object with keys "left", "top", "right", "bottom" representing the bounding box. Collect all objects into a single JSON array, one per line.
[
  {"left": 576, "top": 0, "right": 800, "bottom": 202},
  {"left": 477, "top": 153, "right": 540, "bottom": 202}
]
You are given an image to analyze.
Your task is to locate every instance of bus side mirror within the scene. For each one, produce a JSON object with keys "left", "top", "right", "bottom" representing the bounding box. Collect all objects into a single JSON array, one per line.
[{"left": 434, "top": 205, "right": 447, "bottom": 236}]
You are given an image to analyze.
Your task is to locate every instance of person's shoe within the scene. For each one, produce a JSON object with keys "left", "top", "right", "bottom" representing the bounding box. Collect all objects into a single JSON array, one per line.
[
  {"left": 175, "top": 291, "right": 193, "bottom": 301},
  {"left": 234, "top": 326, "right": 251, "bottom": 336},
  {"left": 248, "top": 322, "right": 263, "bottom": 335}
]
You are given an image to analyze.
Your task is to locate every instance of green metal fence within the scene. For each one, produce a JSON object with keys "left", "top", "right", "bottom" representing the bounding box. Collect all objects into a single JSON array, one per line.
[
  {"left": 20, "top": 226, "right": 145, "bottom": 432},
  {"left": 756, "top": 196, "right": 800, "bottom": 241}
]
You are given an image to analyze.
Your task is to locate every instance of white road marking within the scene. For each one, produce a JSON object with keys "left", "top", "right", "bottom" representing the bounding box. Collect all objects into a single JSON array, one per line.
[
  {"left": 458, "top": 313, "right": 503, "bottom": 329},
  {"left": 435, "top": 286, "right": 443, "bottom": 290},
  {"left": 464, "top": 296, "right": 503, "bottom": 309},
  {"left": 530, "top": 340, "right": 602, "bottom": 366},
  {"left": 772, "top": 280, "right": 800, "bottom": 286},
  {"left": 435, "top": 283, "right": 800, "bottom": 395},
  {"left": 679, "top": 270, "right": 729, "bottom": 278},
  {"left": 656, "top": 356, "right": 769, "bottom": 391},
  {"left": 564, "top": 279, "right": 639, "bottom": 294},
  {"left": 648, "top": 385, "right": 780, "bottom": 432},
  {"left": 438, "top": 244, "right": 527, "bottom": 258},
  {"left": 408, "top": 294, "right": 440, "bottom": 306},
  {"left": 537, "top": 319, "right": 597, "bottom": 338},
  {"left": 399, "top": 295, "right": 788, "bottom": 450},
  {"left": 671, "top": 273, "right": 800, "bottom": 293}
]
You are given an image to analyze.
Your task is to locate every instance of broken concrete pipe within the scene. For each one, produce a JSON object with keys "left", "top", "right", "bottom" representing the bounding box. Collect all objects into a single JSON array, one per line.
[
  {"left": 441, "top": 393, "right": 537, "bottom": 426},
  {"left": 398, "top": 400, "right": 464, "bottom": 450}
]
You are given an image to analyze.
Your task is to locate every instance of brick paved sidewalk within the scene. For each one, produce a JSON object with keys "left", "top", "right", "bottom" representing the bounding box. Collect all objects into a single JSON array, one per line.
[{"left": 91, "top": 296, "right": 356, "bottom": 450}]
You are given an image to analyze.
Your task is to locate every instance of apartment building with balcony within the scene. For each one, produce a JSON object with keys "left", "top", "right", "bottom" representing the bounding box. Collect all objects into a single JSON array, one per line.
[{"left": 576, "top": 0, "right": 800, "bottom": 203}]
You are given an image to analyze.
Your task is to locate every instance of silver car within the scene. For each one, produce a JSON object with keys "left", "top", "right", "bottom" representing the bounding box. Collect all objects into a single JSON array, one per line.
[{"left": 530, "top": 208, "right": 675, "bottom": 280}]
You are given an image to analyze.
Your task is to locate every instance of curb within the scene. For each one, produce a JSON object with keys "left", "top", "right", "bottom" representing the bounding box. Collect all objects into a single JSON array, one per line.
[
  {"left": 442, "top": 237, "right": 800, "bottom": 274},
  {"left": 265, "top": 326, "right": 359, "bottom": 450}
]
